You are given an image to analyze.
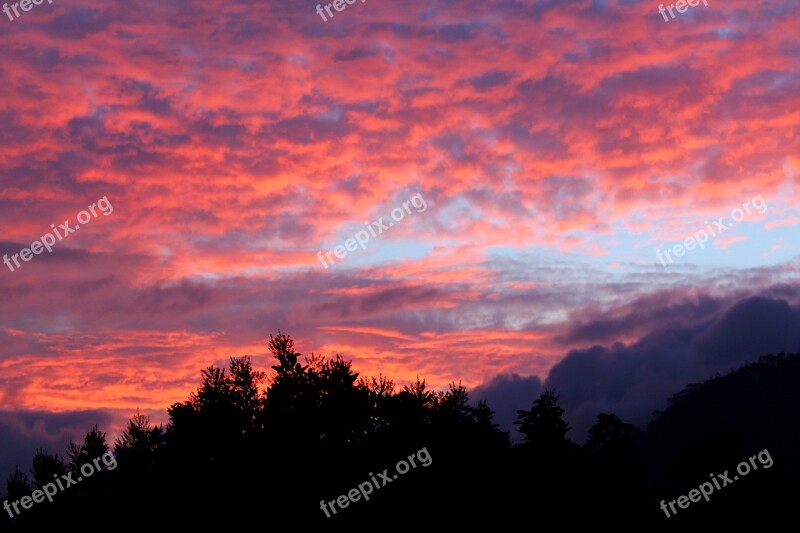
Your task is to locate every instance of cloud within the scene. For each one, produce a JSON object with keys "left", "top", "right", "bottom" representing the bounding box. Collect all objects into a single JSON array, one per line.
[
  {"left": 470, "top": 373, "right": 542, "bottom": 439},
  {"left": 544, "top": 295, "right": 800, "bottom": 442},
  {"left": 0, "top": 0, "right": 798, "bottom": 455},
  {"left": 0, "top": 410, "right": 113, "bottom": 494}
]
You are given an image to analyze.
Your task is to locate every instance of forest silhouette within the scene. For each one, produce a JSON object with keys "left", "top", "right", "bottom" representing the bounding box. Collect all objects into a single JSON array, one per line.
[{"left": 1, "top": 333, "right": 797, "bottom": 528}]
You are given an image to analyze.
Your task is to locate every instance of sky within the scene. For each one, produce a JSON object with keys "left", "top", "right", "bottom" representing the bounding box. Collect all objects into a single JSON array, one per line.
[{"left": 1, "top": 0, "right": 799, "bottom": 478}]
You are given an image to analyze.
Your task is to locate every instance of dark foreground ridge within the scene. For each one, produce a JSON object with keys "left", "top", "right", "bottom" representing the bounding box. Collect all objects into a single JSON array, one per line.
[{"left": 2, "top": 334, "right": 798, "bottom": 528}]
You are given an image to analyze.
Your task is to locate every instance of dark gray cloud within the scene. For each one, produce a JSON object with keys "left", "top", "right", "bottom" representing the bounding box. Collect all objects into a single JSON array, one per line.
[
  {"left": 470, "top": 373, "right": 542, "bottom": 440},
  {"left": 544, "top": 295, "right": 800, "bottom": 442},
  {"left": 467, "top": 70, "right": 516, "bottom": 91},
  {"left": 46, "top": 6, "right": 113, "bottom": 40},
  {"left": 0, "top": 410, "right": 113, "bottom": 495}
]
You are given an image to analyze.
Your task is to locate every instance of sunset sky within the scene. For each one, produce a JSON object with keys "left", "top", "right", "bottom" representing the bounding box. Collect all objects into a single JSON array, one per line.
[{"left": 1, "top": 0, "right": 799, "bottom": 477}]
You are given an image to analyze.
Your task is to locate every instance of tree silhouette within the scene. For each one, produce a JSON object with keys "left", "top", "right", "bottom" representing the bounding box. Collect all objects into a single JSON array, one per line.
[
  {"left": 30, "top": 449, "right": 67, "bottom": 490},
  {"left": 5, "top": 468, "right": 31, "bottom": 502},
  {"left": 585, "top": 413, "right": 637, "bottom": 458},
  {"left": 582, "top": 413, "right": 642, "bottom": 520},
  {"left": 262, "top": 332, "right": 318, "bottom": 446},
  {"left": 114, "top": 410, "right": 165, "bottom": 467},
  {"left": 66, "top": 425, "right": 109, "bottom": 471},
  {"left": 515, "top": 388, "right": 573, "bottom": 455},
  {"left": 312, "top": 355, "right": 371, "bottom": 447},
  {"left": 511, "top": 387, "right": 577, "bottom": 512},
  {"left": 2, "top": 336, "right": 798, "bottom": 528}
]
